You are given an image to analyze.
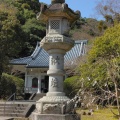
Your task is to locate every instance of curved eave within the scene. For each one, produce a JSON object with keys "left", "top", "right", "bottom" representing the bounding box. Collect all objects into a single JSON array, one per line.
[
  {"left": 38, "top": 8, "right": 79, "bottom": 24},
  {"left": 9, "top": 56, "right": 32, "bottom": 65},
  {"left": 10, "top": 42, "right": 40, "bottom": 66},
  {"left": 47, "top": 3, "right": 80, "bottom": 17},
  {"left": 10, "top": 63, "right": 27, "bottom": 65},
  {"left": 75, "top": 40, "right": 88, "bottom": 44},
  {"left": 26, "top": 66, "right": 49, "bottom": 68}
]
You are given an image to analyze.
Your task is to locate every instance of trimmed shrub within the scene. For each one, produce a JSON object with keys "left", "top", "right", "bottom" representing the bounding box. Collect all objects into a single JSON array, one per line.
[
  {"left": 64, "top": 76, "right": 80, "bottom": 98},
  {"left": 0, "top": 73, "right": 24, "bottom": 99}
]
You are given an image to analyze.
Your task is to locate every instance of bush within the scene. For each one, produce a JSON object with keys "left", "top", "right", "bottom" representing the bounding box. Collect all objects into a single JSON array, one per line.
[
  {"left": 21, "top": 3, "right": 30, "bottom": 10},
  {"left": 64, "top": 76, "right": 80, "bottom": 98},
  {"left": 0, "top": 73, "right": 24, "bottom": 99},
  {"left": 87, "top": 29, "right": 95, "bottom": 36}
]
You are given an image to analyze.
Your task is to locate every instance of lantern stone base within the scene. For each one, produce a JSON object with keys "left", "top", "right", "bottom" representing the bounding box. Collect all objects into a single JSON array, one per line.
[
  {"left": 32, "top": 95, "right": 80, "bottom": 120},
  {"left": 32, "top": 113, "right": 81, "bottom": 120}
]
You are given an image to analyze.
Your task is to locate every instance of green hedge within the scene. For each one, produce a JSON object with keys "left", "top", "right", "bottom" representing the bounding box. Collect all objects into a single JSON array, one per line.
[
  {"left": 0, "top": 73, "right": 24, "bottom": 99},
  {"left": 64, "top": 76, "right": 80, "bottom": 98}
]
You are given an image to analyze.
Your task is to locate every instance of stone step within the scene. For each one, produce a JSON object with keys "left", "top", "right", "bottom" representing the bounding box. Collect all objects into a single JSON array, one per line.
[
  {"left": 0, "top": 117, "right": 14, "bottom": 120},
  {"left": 0, "top": 103, "right": 28, "bottom": 118},
  {"left": 0, "top": 107, "right": 26, "bottom": 110},
  {"left": 0, "top": 109, "right": 24, "bottom": 113},
  {"left": 0, "top": 104, "right": 27, "bottom": 107},
  {"left": 14, "top": 118, "right": 31, "bottom": 120},
  {"left": 0, "top": 104, "right": 28, "bottom": 107},
  {"left": 0, "top": 105, "right": 27, "bottom": 108},
  {"left": 0, "top": 102, "right": 35, "bottom": 118},
  {"left": 32, "top": 93, "right": 46, "bottom": 101},
  {"left": 0, "top": 113, "right": 23, "bottom": 117}
]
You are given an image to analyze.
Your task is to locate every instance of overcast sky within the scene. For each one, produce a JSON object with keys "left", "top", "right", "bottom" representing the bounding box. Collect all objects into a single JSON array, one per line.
[{"left": 39, "top": 0, "right": 102, "bottom": 20}]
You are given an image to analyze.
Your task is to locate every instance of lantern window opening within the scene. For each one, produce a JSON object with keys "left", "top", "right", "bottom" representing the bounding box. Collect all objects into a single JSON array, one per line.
[
  {"left": 49, "top": 19, "right": 61, "bottom": 34},
  {"left": 51, "top": 20, "right": 60, "bottom": 29}
]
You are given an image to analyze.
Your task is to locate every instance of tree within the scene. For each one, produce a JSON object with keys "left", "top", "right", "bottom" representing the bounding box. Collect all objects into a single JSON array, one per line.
[
  {"left": 98, "top": 20, "right": 107, "bottom": 32},
  {"left": 95, "top": 0, "right": 120, "bottom": 24},
  {"left": 19, "top": 18, "right": 45, "bottom": 57},
  {"left": 79, "top": 23, "right": 120, "bottom": 119},
  {"left": 0, "top": 0, "right": 46, "bottom": 58},
  {"left": 0, "top": 3, "right": 26, "bottom": 79}
]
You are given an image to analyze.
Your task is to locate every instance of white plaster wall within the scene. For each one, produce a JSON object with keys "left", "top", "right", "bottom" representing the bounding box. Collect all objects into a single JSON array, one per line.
[{"left": 24, "top": 68, "right": 48, "bottom": 93}]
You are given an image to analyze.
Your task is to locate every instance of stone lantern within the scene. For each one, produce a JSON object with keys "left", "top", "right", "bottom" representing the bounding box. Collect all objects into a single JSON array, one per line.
[{"left": 32, "top": 0, "right": 81, "bottom": 120}]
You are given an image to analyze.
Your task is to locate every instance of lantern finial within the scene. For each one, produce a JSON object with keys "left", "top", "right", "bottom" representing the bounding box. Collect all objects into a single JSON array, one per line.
[{"left": 51, "top": 0, "right": 65, "bottom": 4}]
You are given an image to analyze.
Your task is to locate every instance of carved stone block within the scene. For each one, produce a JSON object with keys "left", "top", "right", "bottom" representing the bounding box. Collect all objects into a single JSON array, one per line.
[
  {"left": 43, "top": 104, "right": 61, "bottom": 114},
  {"left": 32, "top": 113, "right": 80, "bottom": 120}
]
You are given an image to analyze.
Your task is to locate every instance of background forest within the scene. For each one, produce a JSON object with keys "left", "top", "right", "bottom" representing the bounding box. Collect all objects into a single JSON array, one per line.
[{"left": 0, "top": 0, "right": 114, "bottom": 77}]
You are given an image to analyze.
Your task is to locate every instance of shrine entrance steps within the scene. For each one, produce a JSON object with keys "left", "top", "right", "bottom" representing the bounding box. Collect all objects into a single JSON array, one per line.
[
  {"left": 0, "top": 93, "right": 46, "bottom": 119},
  {"left": 0, "top": 101, "right": 35, "bottom": 119}
]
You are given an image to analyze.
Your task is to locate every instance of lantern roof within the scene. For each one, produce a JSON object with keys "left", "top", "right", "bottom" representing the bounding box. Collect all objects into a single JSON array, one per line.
[{"left": 37, "top": 1, "right": 80, "bottom": 24}]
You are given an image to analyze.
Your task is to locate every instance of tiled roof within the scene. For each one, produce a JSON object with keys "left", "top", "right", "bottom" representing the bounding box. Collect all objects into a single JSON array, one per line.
[
  {"left": 10, "top": 40, "right": 87, "bottom": 68},
  {"left": 27, "top": 48, "right": 49, "bottom": 68},
  {"left": 10, "top": 56, "right": 32, "bottom": 65},
  {"left": 65, "top": 40, "right": 87, "bottom": 68}
]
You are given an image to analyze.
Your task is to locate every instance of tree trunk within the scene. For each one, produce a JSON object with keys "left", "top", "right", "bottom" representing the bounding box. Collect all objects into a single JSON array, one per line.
[
  {"left": 114, "top": 80, "right": 120, "bottom": 119},
  {"left": 0, "top": 63, "right": 3, "bottom": 81},
  {"left": 0, "top": 63, "right": 3, "bottom": 99}
]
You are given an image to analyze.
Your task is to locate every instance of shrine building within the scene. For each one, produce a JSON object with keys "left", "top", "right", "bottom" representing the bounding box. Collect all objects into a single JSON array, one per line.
[{"left": 10, "top": 40, "right": 87, "bottom": 94}]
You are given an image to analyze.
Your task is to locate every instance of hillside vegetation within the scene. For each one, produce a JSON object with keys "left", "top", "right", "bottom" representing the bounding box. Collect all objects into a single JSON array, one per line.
[{"left": 70, "top": 18, "right": 104, "bottom": 40}]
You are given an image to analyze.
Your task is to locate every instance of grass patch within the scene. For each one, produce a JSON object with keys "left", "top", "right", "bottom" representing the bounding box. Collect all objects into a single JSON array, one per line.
[{"left": 77, "top": 107, "right": 118, "bottom": 120}]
